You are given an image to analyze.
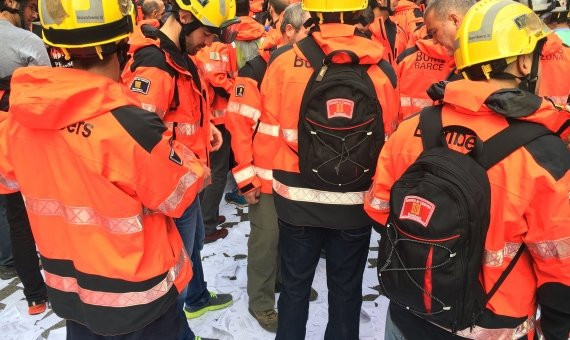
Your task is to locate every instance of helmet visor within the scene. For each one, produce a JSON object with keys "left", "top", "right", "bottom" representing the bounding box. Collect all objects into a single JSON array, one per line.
[{"left": 205, "top": 17, "right": 240, "bottom": 43}]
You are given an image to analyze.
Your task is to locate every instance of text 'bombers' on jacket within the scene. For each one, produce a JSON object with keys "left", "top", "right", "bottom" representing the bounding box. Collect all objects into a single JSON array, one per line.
[{"left": 0, "top": 67, "right": 210, "bottom": 335}]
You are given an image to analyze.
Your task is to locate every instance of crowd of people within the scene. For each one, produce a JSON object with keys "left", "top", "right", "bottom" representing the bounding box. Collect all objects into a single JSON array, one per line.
[{"left": 0, "top": 0, "right": 568, "bottom": 339}]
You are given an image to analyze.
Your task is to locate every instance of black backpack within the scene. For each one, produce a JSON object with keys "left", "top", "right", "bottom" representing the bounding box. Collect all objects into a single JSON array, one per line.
[
  {"left": 295, "top": 36, "right": 385, "bottom": 192},
  {"left": 377, "top": 105, "right": 552, "bottom": 332}
]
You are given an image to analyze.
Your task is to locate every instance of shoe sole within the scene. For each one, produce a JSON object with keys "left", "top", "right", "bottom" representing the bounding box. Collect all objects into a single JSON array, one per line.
[
  {"left": 184, "top": 299, "right": 233, "bottom": 319},
  {"left": 224, "top": 198, "right": 248, "bottom": 209}
]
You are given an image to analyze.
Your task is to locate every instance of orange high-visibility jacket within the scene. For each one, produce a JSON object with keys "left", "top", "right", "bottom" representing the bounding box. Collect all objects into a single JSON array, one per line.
[
  {"left": 0, "top": 67, "right": 206, "bottom": 335},
  {"left": 122, "top": 24, "right": 211, "bottom": 163},
  {"left": 226, "top": 40, "right": 276, "bottom": 195},
  {"left": 539, "top": 34, "right": 570, "bottom": 107},
  {"left": 406, "top": 23, "right": 428, "bottom": 48},
  {"left": 262, "top": 24, "right": 399, "bottom": 228},
  {"left": 195, "top": 41, "right": 236, "bottom": 126},
  {"left": 393, "top": 0, "right": 424, "bottom": 37},
  {"left": 365, "top": 79, "right": 570, "bottom": 339},
  {"left": 396, "top": 38, "right": 455, "bottom": 121},
  {"left": 369, "top": 16, "right": 409, "bottom": 66}
]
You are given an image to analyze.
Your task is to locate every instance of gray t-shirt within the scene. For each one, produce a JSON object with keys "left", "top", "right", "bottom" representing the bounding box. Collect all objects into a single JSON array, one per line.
[{"left": 0, "top": 19, "right": 50, "bottom": 78}]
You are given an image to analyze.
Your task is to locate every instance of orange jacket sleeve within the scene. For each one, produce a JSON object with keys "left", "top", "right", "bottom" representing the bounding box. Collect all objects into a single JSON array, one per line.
[
  {"left": 197, "top": 43, "right": 235, "bottom": 94},
  {"left": 121, "top": 57, "right": 176, "bottom": 120},
  {"left": 369, "top": 60, "right": 400, "bottom": 137},
  {"left": 364, "top": 118, "right": 418, "bottom": 225},
  {"left": 132, "top": 123, "right": 205, "bottom": 218},
  {"left": 0, "top": 118, "right": 20, "bottom": 194},
  {"left": 225, "top": 73, "right": 262, "bottom": 193}
]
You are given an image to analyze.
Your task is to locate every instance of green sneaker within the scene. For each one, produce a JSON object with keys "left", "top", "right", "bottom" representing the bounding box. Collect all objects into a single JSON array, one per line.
[
  {"left": 195, "top": 337, "right": 217, "bottom": 340},
  {"left": 184, "top": 292, "right": 233, "bottom": 319}
]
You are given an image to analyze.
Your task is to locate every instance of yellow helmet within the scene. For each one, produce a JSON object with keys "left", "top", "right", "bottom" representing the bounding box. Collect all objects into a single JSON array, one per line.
[
  {"left": 175, "top": 0, "right": 237, "bottom": 28},
  {"left": 302, "top": 0, "right": 368, "bottom": 12},
  {"left": 454, "top": 0, "right": 551, "bottom": 79},
  {"left": 39, "top": 0, "right": 135, "bottom": 49}
]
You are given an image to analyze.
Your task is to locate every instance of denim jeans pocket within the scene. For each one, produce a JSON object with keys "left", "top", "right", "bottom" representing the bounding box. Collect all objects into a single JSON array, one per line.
[{"left": 340, "top": 226, "right": 372, "bottom": 242}]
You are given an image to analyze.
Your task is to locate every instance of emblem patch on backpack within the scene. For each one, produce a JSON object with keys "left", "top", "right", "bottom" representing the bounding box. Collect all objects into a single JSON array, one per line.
[
  {"left": 326, "top": 98, "right": 354, "bottom": 119},
  {"left": 399, "top": 195, "right": 435, "bottom": 227}
]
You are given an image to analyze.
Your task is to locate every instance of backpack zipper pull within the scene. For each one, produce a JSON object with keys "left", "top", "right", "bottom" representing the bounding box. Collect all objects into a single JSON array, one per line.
[{"left": 316, "top": 64, "right": 328, "bottom": 82}]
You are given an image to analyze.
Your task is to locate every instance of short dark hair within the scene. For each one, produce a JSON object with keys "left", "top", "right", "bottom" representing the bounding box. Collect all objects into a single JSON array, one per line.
[
  {"left": 269, "top": 0, "right": 289, "bottom": 16},
  {"left": 236, "top": 0, "right": 250, "bottom": 16}
]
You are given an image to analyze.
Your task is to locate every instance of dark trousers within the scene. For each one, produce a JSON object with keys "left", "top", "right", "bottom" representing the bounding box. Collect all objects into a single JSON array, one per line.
[
  {"left": 276, "top": 220, "right": 372, "bottom": 340},
  {"left": 200, "top": 125, "right": 231, "bottom": 234},
  {"left": 66, "top": 300, "right": 189, "bottom": 340},
  {"left": 0, "top": 195, "right": 12, "bottom": 267},
  {"left": 6, "top": 192, "right": 47, "bottom": 303}
]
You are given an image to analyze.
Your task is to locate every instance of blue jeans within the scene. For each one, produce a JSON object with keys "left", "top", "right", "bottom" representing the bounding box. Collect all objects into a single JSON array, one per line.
[
  {"left": 174, "top": 199, "right": 210, "bottom": 312},
  {"left": 384, "top": 306, "right": 407, "bottom": 340},
  {"left": 0, "top": 195, "right": 13, "bottom": 267},
  {"left": 276, "top": 220, "right": 372, "bottom": 340}
]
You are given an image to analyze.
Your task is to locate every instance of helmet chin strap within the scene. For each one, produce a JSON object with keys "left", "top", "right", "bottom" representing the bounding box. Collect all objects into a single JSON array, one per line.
[
  {"left": 380, "top": 0, "right": 395, "bottom": 15},
  {"left": 492, "top": 39, "right": 545, "bottom": 93},
  {"left": 172, "top": 10, "right": 202, "bottom": 53}
]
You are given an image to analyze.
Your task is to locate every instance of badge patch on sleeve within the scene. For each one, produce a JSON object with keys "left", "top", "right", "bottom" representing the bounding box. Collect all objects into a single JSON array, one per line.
[
  {"left": 399, "top": 196, "right": 435, "bottom": 227},
  {"left": 235, "top": 85, "right": 245, "bottom": 97},
  {"left": 130, "top": 77, "right": 151, "bottom": 95}
]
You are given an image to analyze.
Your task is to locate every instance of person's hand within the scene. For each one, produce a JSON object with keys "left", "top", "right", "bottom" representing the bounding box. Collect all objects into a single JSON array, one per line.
[
  {"left": 243, "top": 188, "right": 261, "bottom": 205},
  {"left": 210, "top": 123, "right": 223, "bottom": 152}
]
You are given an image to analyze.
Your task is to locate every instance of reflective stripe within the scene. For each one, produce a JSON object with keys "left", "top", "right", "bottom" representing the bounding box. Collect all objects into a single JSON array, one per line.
[
  {"left": 212, "top": 109, "right": 226, "bottom": 119},
  {"left": 24, "top": 197, "right": 143, "bottom": 234},
  {"left": 366, "top": 188, "right": 390, "bottom": 212},
  {"left": 273, "top": 179, "right": 365, "bottom": 205},
  {"left": 281, "top": 128, "right": 298, "bottom": 144},
  {"left": 483, "top": 242, "right": 522, "bottom": 267},
  {"left": 527, "top": 237, "right": 570, "bottom": 260},
  {"left": 234, "top": 165, "right": 256, "bottom": 184},
  {"left": 255, "top": 167, "right": 273, "bottom": 181},
  {"left": 256, "top": 122, "right": 280, "bottom": 137},
  {"left": 201, "top": 63, "right": 226, "bottom": 74},
  {"left": 164, "top": 122, "right": 200, "bottom": 137},
  {"left": 227, "top": 102, "right": 261, "bottom": 121},
  {"left": 141, "top": 103, "right": 166, "bottom": 119},
  {"left": 0, "top": 174, "right": 19, "bottom": 191},
  {"left": 44, "top": 248, "right": 188, "bottom": 308},
  {"left": 454, "top": 315, "right": 534, "bottom": 339},
  {"left": 157, "top": 171, "right": 199, "bottom": 214},
  {"left": 400, "top": 96, "right": 433, "bottom": 109}
]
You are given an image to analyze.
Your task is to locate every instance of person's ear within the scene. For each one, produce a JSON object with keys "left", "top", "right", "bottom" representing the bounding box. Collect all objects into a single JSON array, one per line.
[
  {"left": 517, "top": 53, "right": 532, "bottom": 76},
  {"left": 179, "top": 10, "right": 194, "bottom": 24}
]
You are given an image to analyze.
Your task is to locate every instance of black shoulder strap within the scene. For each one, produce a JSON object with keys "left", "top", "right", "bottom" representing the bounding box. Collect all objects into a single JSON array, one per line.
[
  {"left": 419, "top": 105, "right": 444, "bottom": 150},
  {"left": 474, "top": 119, "right": 552, "bottom": 170},
  {"left": 296, "top": 35, "right": 326, "bottom": 72},
  {"left": 482, "top": 244, "right": 526, "bottom": 309}
]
